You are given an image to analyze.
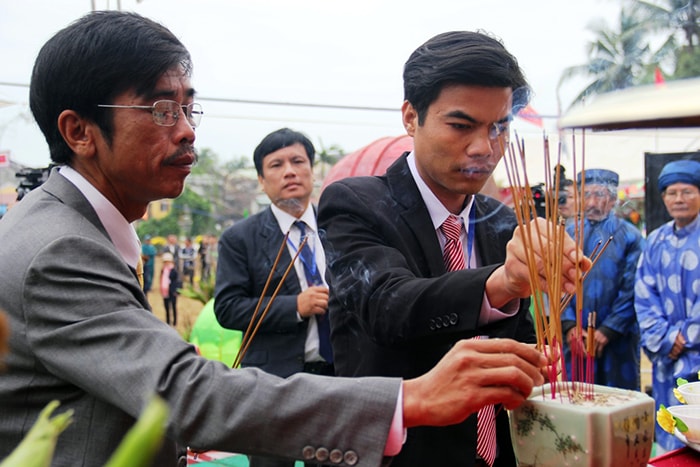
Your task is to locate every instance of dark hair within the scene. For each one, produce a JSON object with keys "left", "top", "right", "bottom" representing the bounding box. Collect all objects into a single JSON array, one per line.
[
  {"left": 253, "top": 128, "right": 315, "bottom": 176},
  {"left": 30, "top": 11, "right": 192, "bottom": 164},
  {"left": 403, "top": 31, "right": 530, "bottom": 124}
]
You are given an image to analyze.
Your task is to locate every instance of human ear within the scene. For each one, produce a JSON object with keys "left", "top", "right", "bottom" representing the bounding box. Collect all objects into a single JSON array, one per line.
[
  {"left": 401, "top": 101, "right": 418, "bottom": 136},
  {"left": 57, "top": 110, "right": 97, "bottom": 157}
]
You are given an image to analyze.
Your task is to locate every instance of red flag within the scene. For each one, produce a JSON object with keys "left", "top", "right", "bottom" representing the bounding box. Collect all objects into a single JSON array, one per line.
[
  {"left": 655, "top": 67, "right": 665, "bottom": 85},
  {"left": 517, "top": 104, "right": 544, "bottom": 128},
  {"left": 0, "top": 152, "right": 9, "bottom": 168}
]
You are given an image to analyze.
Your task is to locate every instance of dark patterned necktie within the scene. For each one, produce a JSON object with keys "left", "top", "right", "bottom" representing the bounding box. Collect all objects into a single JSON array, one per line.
[
  {"left": 295, "top": 221, "right": 333, "bottom": 363},
  {"left": 440, "top": 215, "right": 496, "bottom": 467}
]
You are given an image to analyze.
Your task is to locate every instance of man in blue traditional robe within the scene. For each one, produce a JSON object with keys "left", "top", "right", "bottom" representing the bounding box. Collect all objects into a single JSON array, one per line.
[
  {"left": 561, "top": 169, "right": 644, "bottom": 390},
  {"left": 635, "top": 159, "right": 700, "bottom": 453}
]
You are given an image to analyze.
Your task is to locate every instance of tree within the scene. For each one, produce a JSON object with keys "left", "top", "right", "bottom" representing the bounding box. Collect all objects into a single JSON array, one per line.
[
  {"left": 192, "top": 147, "right": 220, "bottom": 175},
  {"left": 136, "top": 187, "right": 213, "bottom": 239},
  {"left": 626, "top": 0, "right": 700, "bottom": 78},
  {"left": 173, "top": 187, "right": 214, "bottom": 237},
  {"left": 316, "top": 139, "right": 344, "bottom": 179},
  {"left": 558, "top": 7, "right": 653, "bottom": 109}
]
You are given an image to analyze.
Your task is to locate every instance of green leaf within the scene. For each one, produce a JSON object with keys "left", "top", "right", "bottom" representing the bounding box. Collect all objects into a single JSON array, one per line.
[
  {"left": 103, "top": 395, "right": 170, "bottom": 467},
  {"left": 675, "top": 416, "right": 689, "bottom": 433},
  {"left": 678, "top": 377, "right": 689, "bottom": 387},
  {"left": 0, "top": 400, "right": 73, "bottom": 467}
]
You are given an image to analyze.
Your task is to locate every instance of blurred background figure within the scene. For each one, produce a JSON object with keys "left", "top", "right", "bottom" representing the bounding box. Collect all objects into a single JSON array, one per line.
[
  {"left": 161, "top": 252, "right": 181, "bottom": 327},
  {"left": 198, "top": 234, "right": 212, "bottom": 282},
  {"left": 162, "top": 234, "right": 181, "bottom": 272},
  {"left": 140, "top": 234, "right": 157, "bottom": 293},
  {"left": 180, "top": 237, "right": 196, "bottom": 285},
  {"left": 554, "top": 164, "right": 576, "bottom": 222},
  {"left": 558, "top": 180, "right": 576, "bottom": 222}
]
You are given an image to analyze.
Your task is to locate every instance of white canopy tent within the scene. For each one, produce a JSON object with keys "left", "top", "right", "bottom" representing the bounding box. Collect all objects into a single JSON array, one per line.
[{"left": 558, "top": 77, "right": 700, "bottom": 130}]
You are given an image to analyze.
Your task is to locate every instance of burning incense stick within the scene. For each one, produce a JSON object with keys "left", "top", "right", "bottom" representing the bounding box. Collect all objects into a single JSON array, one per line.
[{"left": 502, "top": 131, "right": 604, "bottom": 400}]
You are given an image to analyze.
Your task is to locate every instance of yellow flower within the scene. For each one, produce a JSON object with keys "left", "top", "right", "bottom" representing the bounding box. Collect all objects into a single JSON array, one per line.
[
  {"left": 675, "top": 387, "right": 687, "bottom": 404},
  {"left": 657, "top": 406, "right": 676, "bottom": 434}
]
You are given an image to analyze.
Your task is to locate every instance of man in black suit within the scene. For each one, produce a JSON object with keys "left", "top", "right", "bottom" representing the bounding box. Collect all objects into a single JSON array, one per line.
[
  {"left": 318, "top": 31, "right": 588, "bottom": 467},
  {"left": 215, "top": 128, "right": 333, "bottom": 467}
]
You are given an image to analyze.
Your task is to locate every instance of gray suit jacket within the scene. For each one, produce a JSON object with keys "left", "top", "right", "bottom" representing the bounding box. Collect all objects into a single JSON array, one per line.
[
  {"left": 214, "top": 207, "right": 309, "bottom": 377},
  {"left": 0, "top": 170, "right": 399, "bottom": 467}
]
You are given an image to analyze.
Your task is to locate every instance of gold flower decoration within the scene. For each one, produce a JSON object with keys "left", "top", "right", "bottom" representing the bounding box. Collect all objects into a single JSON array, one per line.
[
  {"left": 675, "top": 377, "right": 690, "bottom": 404},
  {"left": 657, "top": 405, "right": 689, "bottom": 435},
  {"left": 675, "top": 388, "right": 687, "bottom": 404},
  {"left": 657, "top": 406, "right": 676, "bottom": 434}
]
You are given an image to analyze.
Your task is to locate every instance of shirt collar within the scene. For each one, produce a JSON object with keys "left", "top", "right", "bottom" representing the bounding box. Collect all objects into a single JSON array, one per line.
[
  {"left": 674, "top": 214, "right": 700, "bottom": 237},
  {"left": 270, "top": 202, "right": 317, "bottom": 234},
  {"left": 58, "top": 165, "right": 141, "bottom": 268},
  {"left": 406, "top": 152, "right": 474, "bottom": 232}
]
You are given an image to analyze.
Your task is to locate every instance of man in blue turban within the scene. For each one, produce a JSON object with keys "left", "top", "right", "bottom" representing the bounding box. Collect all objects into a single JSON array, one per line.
[
  {"left": 636, "top": 158, "right": 700, "bottom": 453},
  {"left": 561, "top": 168, "right": 644, "bottom": 391}
]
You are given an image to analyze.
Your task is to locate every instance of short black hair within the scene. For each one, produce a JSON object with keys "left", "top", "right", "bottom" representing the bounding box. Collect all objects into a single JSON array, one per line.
[
  {"left": 403, "top": 30, "right": 530, "bottom": 124},
  {"left": 30, "top": 11, "right": 192, "bottom": 164},
  {"left": 253, "top": 128, "right": 315, "bottom": 176}
]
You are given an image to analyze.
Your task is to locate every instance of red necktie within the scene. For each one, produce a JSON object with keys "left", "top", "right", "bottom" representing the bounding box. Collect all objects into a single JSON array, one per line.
[{"left": 440, "top": 215, "right": 497, "bottom": 467}]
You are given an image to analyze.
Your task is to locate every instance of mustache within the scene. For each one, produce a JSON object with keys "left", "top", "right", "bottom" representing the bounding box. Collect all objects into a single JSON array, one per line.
[{"left": 164, "top": 145, "right": 198, "bottom": 165}]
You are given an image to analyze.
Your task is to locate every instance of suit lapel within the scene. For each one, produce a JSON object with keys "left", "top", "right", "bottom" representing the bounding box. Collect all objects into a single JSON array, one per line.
[
  {"left": 386, "top": 154, "right": 446, "bottom": 275},
  {"left": 41, "top": 169, "right": 110, "bottom": 240},
  {"left": 258, "top": 208, "right": 300, "bottom": 292},
  {"left": 41, "top": 169, "right": 151, "bottom": 309}
]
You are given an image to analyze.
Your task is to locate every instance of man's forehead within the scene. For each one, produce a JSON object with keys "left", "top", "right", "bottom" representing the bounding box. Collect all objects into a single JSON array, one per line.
[
  {"left": 665, "top": 182, "right": 699, "bottom": 190},
  {"left": 583, "top": 183, "right": 611, "bottom": 191}
]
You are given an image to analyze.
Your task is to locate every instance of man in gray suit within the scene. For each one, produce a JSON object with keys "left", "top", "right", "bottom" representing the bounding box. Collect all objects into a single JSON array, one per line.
[
  {"left": 0, "top": 11, "right": 550, "bottom": 467},
  {"left": 215, "top": 128, "right": 334, "bottom": 467}
]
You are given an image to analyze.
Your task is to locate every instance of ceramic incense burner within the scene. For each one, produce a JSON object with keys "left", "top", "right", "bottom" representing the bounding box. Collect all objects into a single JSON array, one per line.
[{"left": 509, "top": 382, "right": 654, "bottom": 467}]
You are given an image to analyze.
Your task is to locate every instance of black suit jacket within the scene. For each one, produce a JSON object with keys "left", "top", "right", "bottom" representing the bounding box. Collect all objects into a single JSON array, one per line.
[
  {"left": 215, "top": 207, "right": 309, "bottom": 377},
  {"left": 317, "top": 154, "right": 536, "bottom": 467}
]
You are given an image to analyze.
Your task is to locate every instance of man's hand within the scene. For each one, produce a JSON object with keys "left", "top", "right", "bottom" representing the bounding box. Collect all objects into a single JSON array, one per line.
[
  {"left": 669, "top": 331, "right": 686, "bottom": 360},
  {"left": 566, "top": 328, "right": 586, "bottom": 356},
  {"left": 486, "top": 218, "right": 592, "bottom": 308},
  {"left": 593, "top": 329, "right": 609, "bottom": 358},
  {"left": 296, "top": 286, "right": 329, "bottom": 318},
  {"left": 401, "top": 338, "right": 547, "bottom": 428}
]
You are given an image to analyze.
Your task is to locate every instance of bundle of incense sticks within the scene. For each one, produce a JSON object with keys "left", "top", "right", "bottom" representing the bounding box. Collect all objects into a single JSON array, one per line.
[
  {"left": 502, "top": 131, "right": 606, "bottom": 401},
  {"left": 232, "top": 232, "right": 309, "bottom": 369}
]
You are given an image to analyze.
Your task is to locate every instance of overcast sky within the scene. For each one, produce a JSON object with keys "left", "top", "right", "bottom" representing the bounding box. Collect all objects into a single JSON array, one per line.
[{"left": 0, "top": 0, "right": 623, "bottom": 169}]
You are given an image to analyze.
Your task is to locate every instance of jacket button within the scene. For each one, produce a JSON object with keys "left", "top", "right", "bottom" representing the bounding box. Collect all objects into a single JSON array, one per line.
[
  {"left": 344, "top": 450, "right": 359, "bottom": 465},
  {"left": 429, "top": 318, "right": 436, "bottom": 330},
  {"left": 329, "top": 449, "right": 343, "bottom": 464},
  {"left": 302, "top": 445, "right": 315, "bottom": 460},
  {"left": 449, "top": 313, "right": 458, "bottom": 325},
  {"left": 315, "top": 447, "right": 330, "bottom": 462}
]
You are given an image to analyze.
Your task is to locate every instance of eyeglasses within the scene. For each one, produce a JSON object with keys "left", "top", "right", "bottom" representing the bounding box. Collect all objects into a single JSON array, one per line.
[
  {"left": 583, "top": 190, "right": 610, "bottom": 199},
  {"left": 97, "top": 100, "right": 203, "bottom": 128},
  {"left": 663, "top": 189, "right": 699, "bottom": 200}
]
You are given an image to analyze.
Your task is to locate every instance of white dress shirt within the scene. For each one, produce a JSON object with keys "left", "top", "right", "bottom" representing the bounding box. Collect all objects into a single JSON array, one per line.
[
  {"left": 406, "top": 152, "right": 517, "bottom": 324},
  {"left": 269, "top": 203, "right": 326, "bottom": 362},
  {"left": 58, "top": 166, "right": 141, "bottom": 269}
]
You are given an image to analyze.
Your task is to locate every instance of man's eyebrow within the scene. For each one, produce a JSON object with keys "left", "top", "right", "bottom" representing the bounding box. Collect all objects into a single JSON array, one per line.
[
  {"left": 444, "top": 110, "right": 512, "bottom": 124},
  {"left": 444, "top": 110, "right": 477, "bottom": 123},
  {"left": 146, "top": 87, "right": 197, "bottom": 100}
]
